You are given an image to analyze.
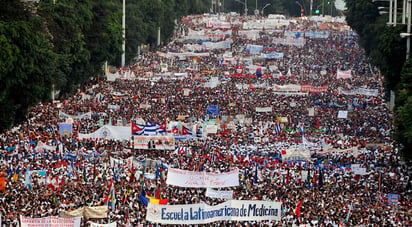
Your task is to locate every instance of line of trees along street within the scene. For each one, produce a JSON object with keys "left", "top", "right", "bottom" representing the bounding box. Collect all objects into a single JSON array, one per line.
[
  {"left": 0, "top": 0, "right": 332, "bottom": 134},
  {"left": 0, "top": 0, "right": 211, "bottom": 132},
  {"left": 345, "top": 0, "right": 412, "bottom": 159}
]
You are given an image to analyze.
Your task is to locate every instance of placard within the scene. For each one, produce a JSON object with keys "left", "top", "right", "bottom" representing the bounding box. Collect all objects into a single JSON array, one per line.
[
  {"left": 133, "top": 136, "right": 175, "bottom": 150},
  {"left": 388, "top": 194, "right": 400, "bottom": 205},
  {"left": 337, "top": 110, "right": 348, "bottom": 119},
  {"left": 206, "top": 188, "right": 233, "bottom": 199},
  {"left": 255, "top": 107, "right": 272, "bottom": 112},
  {"left": 20, "top": 216, "right": 81, "bottom": 227}
]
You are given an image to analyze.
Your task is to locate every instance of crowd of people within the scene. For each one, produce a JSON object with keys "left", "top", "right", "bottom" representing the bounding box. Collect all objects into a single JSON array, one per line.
[{"left": 0, "top": 12, "right": 411, "bottom": 226}]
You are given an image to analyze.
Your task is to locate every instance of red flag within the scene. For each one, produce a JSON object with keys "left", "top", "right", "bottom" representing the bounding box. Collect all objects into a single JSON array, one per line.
[
  {"left": 156, "top": 187, "right": 161, "bottom": 199},
  {"left": 158, "top": 120, "right": 167, "bottom": 133},
  {"left": 286, "top": 169, "right": 290, "bottom": 185},
  {"left": 316, "top": 118, "right": 320, "bottom": 130},
  {"left": 313, "top": 171, "right": 317, "bottom": 186},
  {"left": 295, "top": 200, "right": 303, "bottom": 218},
  {"left": 0, "top": 174, "right": 6, "bottom": 192},
  {"left": 181, "top": 126, "right": 191, "bottom": 135},
  {"left": 223, "top": 123, "right": 227, "bottom": 135},
  {"left": 159, "top": 199, "right": 169, "bottom": 205},
  {"left": 249, "top": 83, "right": 256, "bottom": 91}
]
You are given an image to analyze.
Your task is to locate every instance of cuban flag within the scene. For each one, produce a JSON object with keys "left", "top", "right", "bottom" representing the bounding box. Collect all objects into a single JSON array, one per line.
[
  {"left": 132, "top": 122, "right": 144, "bottom": 135},
  {"left": 181, "top": 125, "right": 192, "bottom": 135},
  {"left": 144, "top": 123, "right": 159, "bottom": 135},
  {"left": 157, "top": 120, "right": 167, "bottom": 134},
  {"left": 173, "top": 147, "right": 188, "bottom": 155},
  {"left": 256, "top": 64, "right": 262, "bottom": 79},
  {"left": 170, "top": 126, "right": 179, "bottom": 135},
  {"left": 274, "top": 123, "right": 281, "bottom": 134}
]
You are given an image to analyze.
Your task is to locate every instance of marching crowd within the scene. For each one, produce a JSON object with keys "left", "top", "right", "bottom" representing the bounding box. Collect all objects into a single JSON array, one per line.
[{"left": 0, "top": 13, "right": 411, "bottom": 226}]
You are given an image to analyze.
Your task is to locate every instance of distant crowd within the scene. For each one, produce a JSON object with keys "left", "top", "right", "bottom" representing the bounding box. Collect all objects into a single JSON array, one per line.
[{"left": 0, "top": 12, "right": 410, "bottom": 226}]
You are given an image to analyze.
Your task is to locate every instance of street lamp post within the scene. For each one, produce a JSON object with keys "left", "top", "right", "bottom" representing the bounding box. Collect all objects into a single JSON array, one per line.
[
  {"left": 323, "top": 0, "right": 325, "bottom": 16},
  {"left": 403, "top": 0, "right": 406, "bottom": 24},
  {"left": 121, "top": 0, "right": 125, "bottom": 67},
  {"left": 296, "top": 1, "right": 304, "bottom": 16},
  {"left": 400, "top": 1, "right": 411, "bottom": 58},
  {"left": 407, "top": 0, "right": 411, "bottom": 58},
  {"left": 310, "top": 0, "right": 313, "bottom": 16},
  {"left": 261, "top": 3, "right": 271, "bottom": 15},
  {"left": 317, "top": 3, "right": 324, "bottom": 15},
  {"left": 394, "top": 0, "right": 398, "bottom": 26},
  {"left": 330, "top": 0, "right": 333, "bottom": 16},
  {"left": 235, "top": 0, "right": 248, "bottom": 16}
]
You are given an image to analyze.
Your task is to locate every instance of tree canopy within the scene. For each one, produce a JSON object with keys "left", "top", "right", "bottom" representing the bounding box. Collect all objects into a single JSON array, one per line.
[
  {"left": 0, "top": 0, "right": 212, "bottom": 132},
  {"left": 345, "top": 0, "right": 412, "bottom": 159}
]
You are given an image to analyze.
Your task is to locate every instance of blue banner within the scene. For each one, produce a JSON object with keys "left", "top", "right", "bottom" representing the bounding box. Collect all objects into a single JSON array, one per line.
[
  {"left": 59, "top": 123, "right": 73, "bottom": 137},
  {"left": 206, "top": 105, "right": 220, "bottom": 116}
]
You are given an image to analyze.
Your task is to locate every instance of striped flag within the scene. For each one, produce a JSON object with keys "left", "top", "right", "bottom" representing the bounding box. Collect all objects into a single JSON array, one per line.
[
  {"left": 300, "top": 123, "right": 305, "bottom": 135},
  {"left": 157, "top": 120, "right": 167, "bottom": 134},
  {"left": 143, "top": 123, "right": 159, "bottom": 135},
  {"left": 274, "top": 123, "right": 281, "bottom": 134},
  {"left": 131, "top": 122, "right": 144, "bottom": 135}
]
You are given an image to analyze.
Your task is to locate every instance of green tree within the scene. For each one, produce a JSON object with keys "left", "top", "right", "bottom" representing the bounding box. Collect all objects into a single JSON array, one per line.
[
  {"left": 0, "top": 21, "right": 56, "bottom": 131},
  {"left": 38, "top": 0, "right": 94, "bottom": 93},
  {"left": 85, "top": 0, "right": 123, "bottom": 74},
  {"left": 345, "top": 0, "right": 412, "bottom": 158}
]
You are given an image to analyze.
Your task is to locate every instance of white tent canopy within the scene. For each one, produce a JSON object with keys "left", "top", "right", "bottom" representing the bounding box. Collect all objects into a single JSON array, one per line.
[{"left": 78, "top": 125, "right": 131, "bottom": 141}]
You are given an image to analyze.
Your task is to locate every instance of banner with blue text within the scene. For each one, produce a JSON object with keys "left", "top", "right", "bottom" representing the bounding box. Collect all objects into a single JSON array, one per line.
[{"left": 146, "top": 200, "right": 281, "bottom": 224}]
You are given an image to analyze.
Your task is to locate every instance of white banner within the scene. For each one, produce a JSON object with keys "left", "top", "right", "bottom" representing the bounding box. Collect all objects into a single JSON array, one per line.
[
  {"left": 352, "top": 166, "right": 368, "bottom": 176},
  {"left": 282, "top": 148, "right": 311, "bottom": 161},
  {"left": 146, "top": 200, "right": 281, "bottom": 224},
  {"left": 246, "top": 44, "right": 263, "bottom": 54},
  {"left": 338, "top": 87, "right": 379, "bottom": 96},
  {"left": 133, "top": 136, "right": 175, "bottom": 150},
  {"left": 35, "top": 141, "right": 57, "bottom": 152},
  {"left": 273, "top": 84, "right": 301, "bottom": 92},
  {"left": 106, "top": 72, "right": 121, "bottom": 82},
  {"left": 166, "top": 52, "right": 210, "bottom": 58},
  {"left": 110, "top": 157, "right": 140, "bottom": 169},
  {"left": 89, "top": 222, "right": 117, "bottom": 227},
  {"left": 308, "top": 107, "right": 315, "bottom": 117},
  {"left": 203, "top": 40, "right": 232, "bottom": 50},
  {"left": 337, "top": 110, "right": 348, "bottom": 119},
  {"left": 255, "top": 107, "right": 272, "bottom": 112},
  {"left": 166, "top": 168, "right": 239, "bottom": 188},
  {"left": 20, "top": 216, "right": 81, "bottom": 227},
  {"left": 272, "top": 37, "right": 305, "bottom": 47},
  {"left": 174, "top": 72, "right": 188, "bottom": 78},
  {"left": 59, "top": 111, "right": 92, "bottom": 120},
  {"left": 207, "top": 21, "right": 231, "bottom": 29},
  {"left": 139, "top": 104, "right": 152, "bottom": 109},
  {"left": 183, "top": 88, "right": 191, "bottom": 96},
  {"left": 336, "top": 69, "right": 352, "bottom": 79},
  {"left": 205, "top": 188, "right": 233, "bottom": 199},
  {"left": 78, "top": 125, "right": 131, "bottom": 141},
  {"left": 205, "top": 124, "right": 218, "bottom": 134},
  {"left": 262, "top": 52, "right": 284, "bottom": 59}
]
